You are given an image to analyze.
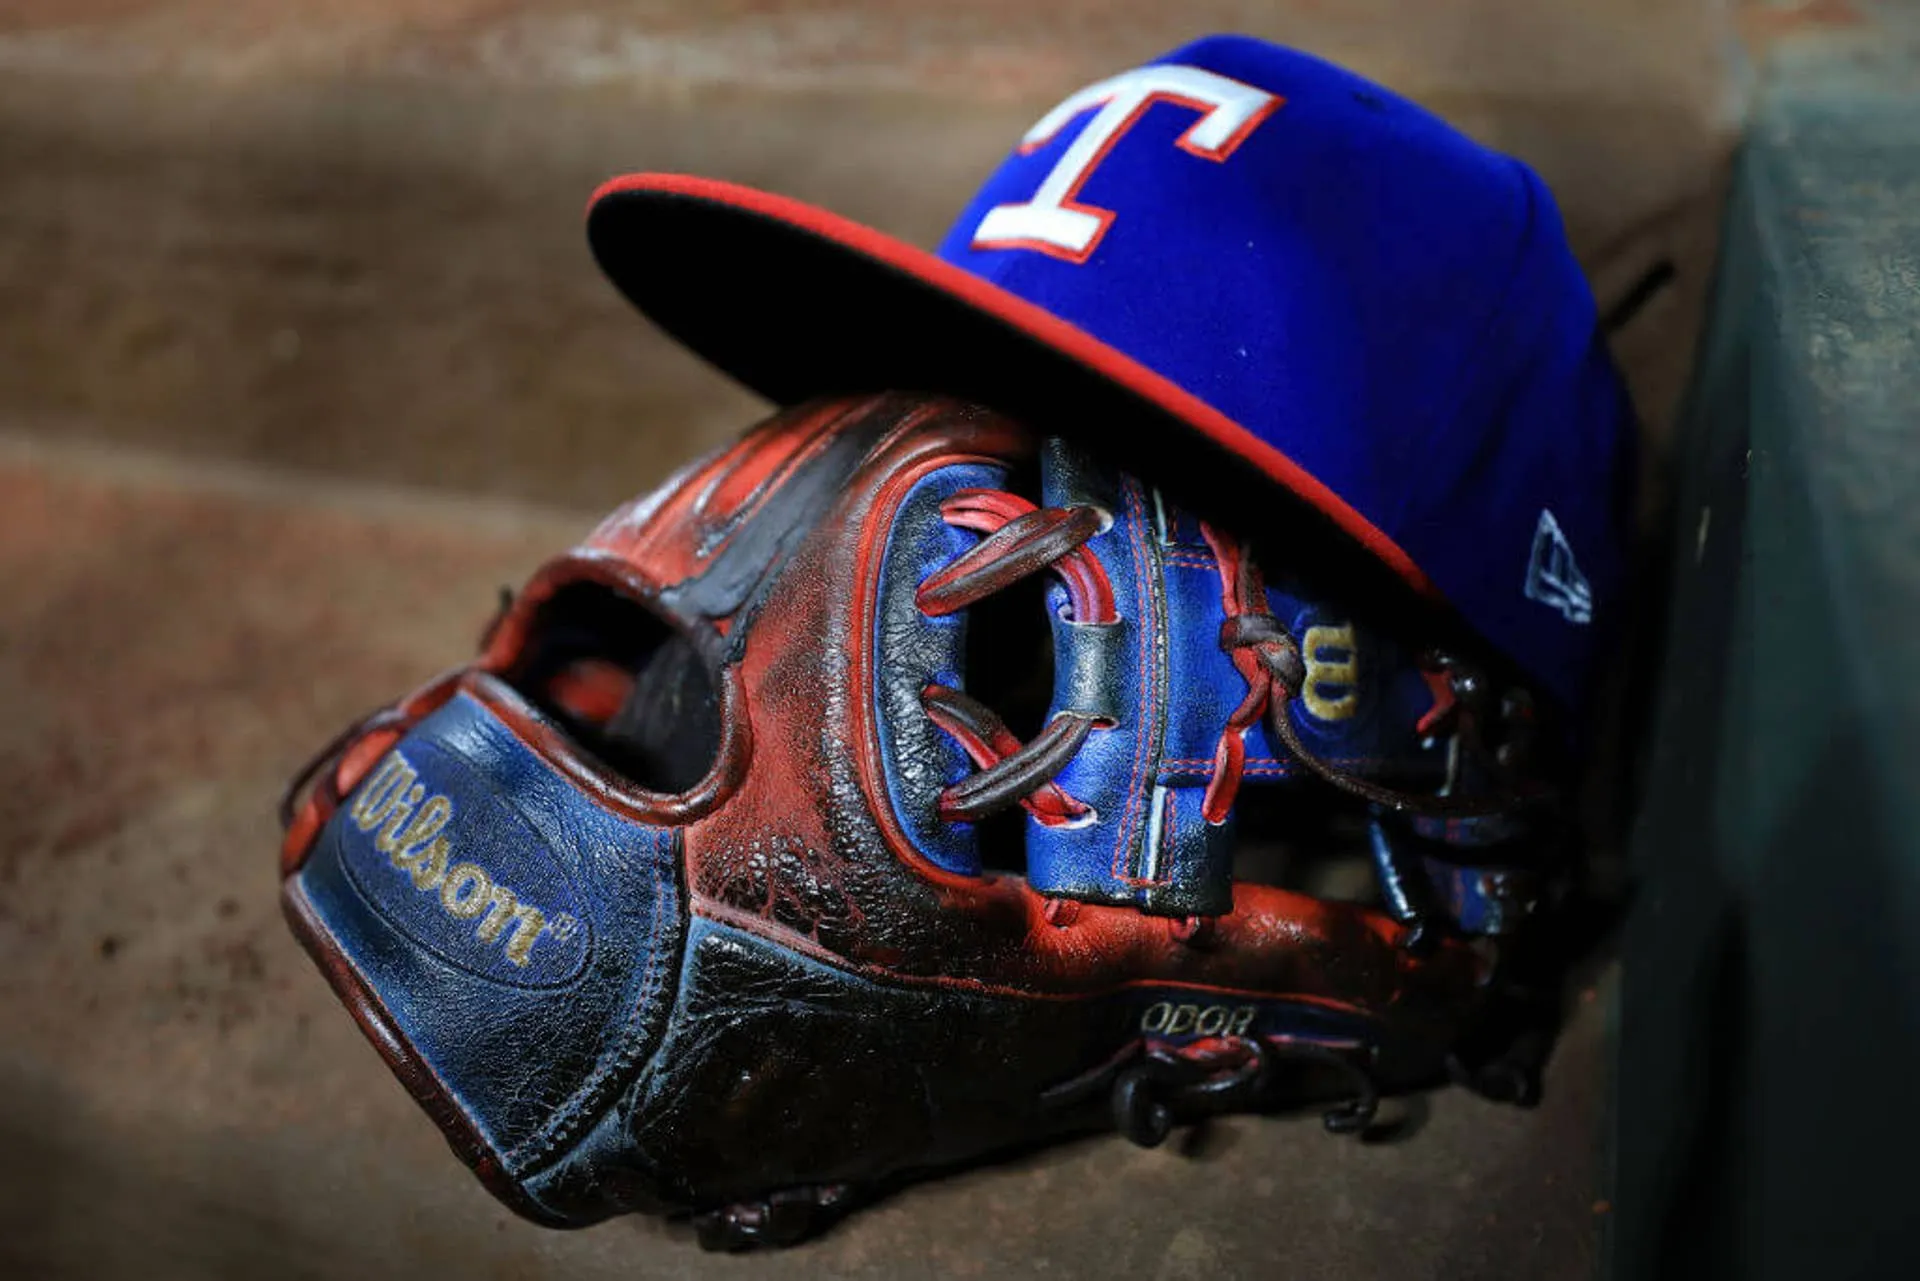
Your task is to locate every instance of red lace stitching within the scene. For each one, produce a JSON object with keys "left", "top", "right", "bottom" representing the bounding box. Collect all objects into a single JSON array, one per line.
[
  {"left": 922, "top": 683, "right": 1090, "bottom": 824},
  {"left": 918, "top": 496, "right": 1282, "bottom": 830},
  {"left": 915, "top": 488, "right": 1119, "bottom": 824},
  {"left": 1199, "top": 521, "right": 1274, "bottom": 824},
  {"left": 937, "top": 490, "right": 1118, "bottom": 623}
]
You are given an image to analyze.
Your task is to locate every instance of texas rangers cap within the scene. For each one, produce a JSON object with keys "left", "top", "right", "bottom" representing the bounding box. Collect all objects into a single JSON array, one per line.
[{"left": 586, "top": 34, "right": 1634, "bottom": 714}]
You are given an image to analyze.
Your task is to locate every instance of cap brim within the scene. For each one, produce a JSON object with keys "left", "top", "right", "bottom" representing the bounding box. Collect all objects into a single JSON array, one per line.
[{"left": 587, "top": 173, "right": 1443, "bottom": 619}]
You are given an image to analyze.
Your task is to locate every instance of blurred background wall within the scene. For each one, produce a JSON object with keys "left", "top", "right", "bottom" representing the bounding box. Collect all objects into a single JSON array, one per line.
[{"left": 0, "top": 0, "right": 1758, "bottom": 511}]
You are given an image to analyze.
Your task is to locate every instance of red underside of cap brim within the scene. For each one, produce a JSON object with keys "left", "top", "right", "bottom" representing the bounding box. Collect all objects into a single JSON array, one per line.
[{"left": 586, "top": 172, "right": 1441, "bottom": 609}]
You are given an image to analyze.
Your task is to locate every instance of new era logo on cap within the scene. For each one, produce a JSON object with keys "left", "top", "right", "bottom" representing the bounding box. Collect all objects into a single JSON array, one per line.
[
  {"left": 1525, "top": 510, "right": 1593, "bottom": 626},
  {"left": 586, "top": 34, "right": 1635, "bottom": 716}
]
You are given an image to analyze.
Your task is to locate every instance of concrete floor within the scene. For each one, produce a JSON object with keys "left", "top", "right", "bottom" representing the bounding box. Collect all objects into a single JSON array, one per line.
[{"left": 0, "top": 0, "right": 1765, "bottom": 1275}]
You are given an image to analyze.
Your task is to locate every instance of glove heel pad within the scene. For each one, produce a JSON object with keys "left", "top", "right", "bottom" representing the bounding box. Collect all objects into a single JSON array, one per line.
[{"left": 285, "top": 688, "right": 688, "bottom": 1224}]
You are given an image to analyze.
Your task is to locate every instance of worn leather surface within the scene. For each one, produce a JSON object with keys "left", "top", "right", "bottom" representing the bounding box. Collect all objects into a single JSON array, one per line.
[
  {"left": 528, "top": 915, "right": 1421, "bottom": 1217},
  {"left": 282, "top": 393, "right": 1525, "bottom": 1228},
  {"left": 869, "top": 459, "right": 1011, "bottom": 876},
  {"left": 1028, "top": 440, "right": 1453, "bottom": 915},
  {"left": 290, "top": 690, "right": 685, "bottom": 1203}
]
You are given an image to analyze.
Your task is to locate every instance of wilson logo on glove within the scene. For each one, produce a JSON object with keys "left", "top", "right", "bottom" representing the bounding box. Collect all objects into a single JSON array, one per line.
[{"left": 343, "top": 750, "right": 580, "bottom": 971}]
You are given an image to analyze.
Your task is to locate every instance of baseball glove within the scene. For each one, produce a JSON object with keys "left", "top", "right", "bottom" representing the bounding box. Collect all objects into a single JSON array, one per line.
[{"left": 280, "top": 392, "right": 1575, "bottom": 1250}]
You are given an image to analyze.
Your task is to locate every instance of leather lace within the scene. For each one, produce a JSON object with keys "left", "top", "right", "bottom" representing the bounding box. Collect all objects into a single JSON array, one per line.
[
  {"left": 915, "top": 489, "right": 1111, "bottom": 826},
  {"left": 1201, "top": 526, "right": 1536, "bottom": 820},
  {"left": 916, "top": 490, "right": 1536, "bottom": 828}
]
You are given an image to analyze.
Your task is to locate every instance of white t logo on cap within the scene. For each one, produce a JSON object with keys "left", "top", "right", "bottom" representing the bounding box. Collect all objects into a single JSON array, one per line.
[{"left": 971, "top": 65, "right": 1282, "bottom": 263}]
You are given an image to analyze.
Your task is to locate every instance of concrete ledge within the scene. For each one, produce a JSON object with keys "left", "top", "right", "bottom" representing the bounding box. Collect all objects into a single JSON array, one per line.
[{"left": 1615, "top": 5, "right": 1920, "bottom": 1276}]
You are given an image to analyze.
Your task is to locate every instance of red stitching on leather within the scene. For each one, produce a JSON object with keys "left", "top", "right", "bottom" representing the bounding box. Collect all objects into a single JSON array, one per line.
[{"left": 1161, "top": 756, "right": 1283, "bottom": 769}]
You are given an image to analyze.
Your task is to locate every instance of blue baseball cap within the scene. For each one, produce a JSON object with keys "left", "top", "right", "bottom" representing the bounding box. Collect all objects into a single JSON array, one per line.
[{"left": 586, "top": 34, "right": 1633, "bottom": 714}]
